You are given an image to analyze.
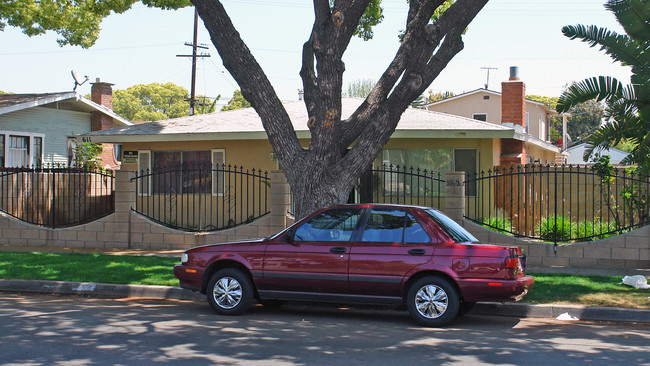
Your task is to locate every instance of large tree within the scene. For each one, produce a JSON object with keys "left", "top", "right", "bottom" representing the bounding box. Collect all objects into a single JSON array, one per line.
[
  {"left": 3, "top": 0, "right": 489, "bottom": 218},
  {"left": 110, "top": 82, "right": 217, "bottom": 122},
  {"left": 556, "top": 0, "right": 649, "bottom": 174}
]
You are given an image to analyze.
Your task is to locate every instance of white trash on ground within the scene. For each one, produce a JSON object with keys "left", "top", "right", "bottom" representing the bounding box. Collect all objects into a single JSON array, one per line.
[
  {"left": 556, "top": 312, "right": 579, "bottom": 321},
  {"left": 620, "top": 275, "right": 650, "bottom": 289}
]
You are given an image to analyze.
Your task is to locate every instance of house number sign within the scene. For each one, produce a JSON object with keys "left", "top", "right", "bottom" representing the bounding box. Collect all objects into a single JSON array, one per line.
[{"left": 122, "top": 151, "right": 138, "bottom": 164}]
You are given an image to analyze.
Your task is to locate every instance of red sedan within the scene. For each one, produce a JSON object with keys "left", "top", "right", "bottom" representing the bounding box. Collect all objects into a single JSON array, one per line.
[{"left": 174, "top": 204, "right": 534, "bottom": 326}]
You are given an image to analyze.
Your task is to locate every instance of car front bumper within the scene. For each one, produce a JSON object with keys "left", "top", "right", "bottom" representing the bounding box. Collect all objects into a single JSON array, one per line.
[{"left": 173, "top": 264, "right": 205, "bottom": 292}]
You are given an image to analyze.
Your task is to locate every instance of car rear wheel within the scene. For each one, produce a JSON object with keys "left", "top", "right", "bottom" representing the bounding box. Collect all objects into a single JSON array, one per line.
[
  {"left": 407, "top": 276, "right": 459, "bottom": 327},
  {"left": 206, "top": 269, "right": 254, "bottom": 315}
]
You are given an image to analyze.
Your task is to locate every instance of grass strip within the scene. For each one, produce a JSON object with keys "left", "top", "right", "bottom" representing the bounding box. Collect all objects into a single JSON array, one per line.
[
  {"left": 0, "top": 251, "right": 179, "bottom": 286},
  {"left": 0, "top": 252, "right": 647, "bottom": 308}
]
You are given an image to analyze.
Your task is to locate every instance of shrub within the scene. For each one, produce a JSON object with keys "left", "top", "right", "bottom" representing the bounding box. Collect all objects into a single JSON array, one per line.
[
  {"left": 574, "top": 220, "right": 618, "bottom": 241},
  {"left": 483, "top": 216, "right": 513, "bottom": 234},
  {"left": 536, "top": 215, "right": 576, "bottom": 242}
]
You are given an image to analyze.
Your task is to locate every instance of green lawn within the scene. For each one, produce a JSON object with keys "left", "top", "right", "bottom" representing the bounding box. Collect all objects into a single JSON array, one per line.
[
  {"left": 0, "top": 251, "right": 179, "bottom": 286},
  {"left": 0, "top": 251, "right": 647, "bottom": 308}
]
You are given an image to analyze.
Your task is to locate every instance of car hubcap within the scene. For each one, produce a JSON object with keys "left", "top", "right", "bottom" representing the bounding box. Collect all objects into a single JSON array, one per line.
[
  {"left": 415, "top": 284, "right": 448, "bottom": 319},
  {"left": 213, "top": 277, "right": 242, "bottom": 309}
]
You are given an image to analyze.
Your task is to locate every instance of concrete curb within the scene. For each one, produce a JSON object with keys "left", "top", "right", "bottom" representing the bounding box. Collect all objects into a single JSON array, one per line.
[{"left": 1, "top": 279, "right": 648, "bottom": 323}]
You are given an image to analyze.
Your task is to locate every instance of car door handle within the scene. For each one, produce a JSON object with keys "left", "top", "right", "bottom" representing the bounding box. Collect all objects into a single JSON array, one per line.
[
  {"left": 408, "top": 249, "right": 426, "bottom": 256},
  {"left": 330, "top": 247, "right": 346, "bottom": 254}
]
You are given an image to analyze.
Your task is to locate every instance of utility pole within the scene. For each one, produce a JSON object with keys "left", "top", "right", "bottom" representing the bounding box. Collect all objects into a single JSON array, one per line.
[
  {"left": 480, "top": 67, "right": 498, "bottom": 90},
  {"left": 177, "top": 8, "right": 210, "bottom": 116}
]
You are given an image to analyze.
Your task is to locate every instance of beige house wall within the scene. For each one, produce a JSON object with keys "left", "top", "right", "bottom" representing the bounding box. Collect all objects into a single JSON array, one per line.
[
  {"left": 426, "top": 91, "right": 553, "bottom": 143},
  {"left": 426, "top": 92, "right": 503, "bottom": 125}
]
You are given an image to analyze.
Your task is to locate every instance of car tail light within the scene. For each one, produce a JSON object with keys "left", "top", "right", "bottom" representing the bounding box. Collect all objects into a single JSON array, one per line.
[{"left": 505, "top": 255, "right": 524, "bottom": 276}]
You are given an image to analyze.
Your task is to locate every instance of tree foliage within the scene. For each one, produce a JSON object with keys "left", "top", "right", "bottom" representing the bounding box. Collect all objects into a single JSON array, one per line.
[
  {"left": 344, "top": 79, "right": 376, "bottom": 98},
  {"left": 556, "top": 0, "right": 649, "bottom": 174},
  {"left": 424, "top": 90, "right": 456, "bottom": 104},
  {"left": 528, "top": 92, "right": 604, "bottom": 143},
  {"left": 7, "top": 0, "right": 490, "bottom": 218},
  {"left": 221, "top": 90, "right": 251, "bottom": 111},
  {"left": 111, "top": 82, "right": 216, "bottom": 122}
]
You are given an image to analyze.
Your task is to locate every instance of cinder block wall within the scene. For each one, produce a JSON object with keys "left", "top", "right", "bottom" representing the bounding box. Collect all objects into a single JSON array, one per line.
[
  {"left": 462, "top": 220, "right": 649, "bottom": 272},
  {"left": 0, "top": 170, "right": 292, "bottom": 250}
]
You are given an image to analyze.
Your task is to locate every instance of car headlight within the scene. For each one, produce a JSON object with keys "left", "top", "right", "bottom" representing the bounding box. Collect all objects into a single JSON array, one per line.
[{"left": 181, "top": 253, "right": 189, "bottom": 264}]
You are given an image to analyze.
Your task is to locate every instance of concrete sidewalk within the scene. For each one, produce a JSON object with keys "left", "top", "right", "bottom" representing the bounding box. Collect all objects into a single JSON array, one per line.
[{"left": 1, "top": 245, "right": 648, "bottom": 324}]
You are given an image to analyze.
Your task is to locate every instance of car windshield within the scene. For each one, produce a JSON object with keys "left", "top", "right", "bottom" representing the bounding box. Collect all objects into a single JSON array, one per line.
[{"left": 424, "top": 209, "right": 478, "bottom": 243}]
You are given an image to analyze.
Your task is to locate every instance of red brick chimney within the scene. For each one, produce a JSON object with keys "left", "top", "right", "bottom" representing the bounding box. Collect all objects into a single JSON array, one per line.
[
  {"left": 90, "top": 78, "right": 115, "bottom": 131},
  {"left": 500, "top": 66, "right": 527, "bottom": 165}
]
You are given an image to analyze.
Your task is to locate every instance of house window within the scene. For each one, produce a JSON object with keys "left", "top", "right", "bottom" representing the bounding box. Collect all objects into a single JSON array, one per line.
[
  {"left": 472, "top": 113, "right": 487, "bottom": 122},
  {"left": 33, "top": 137, "right": 42, "bottom": 168},
  {"left": 8, "top": 136, "right": 29, "bottom": 168},
  {"left": 380, "top": 148, "right": 477, "bottom": 195},
  {"left": 138, "top": 150, "right": 224, "bottom": 195},
  {"left": 0, "top": 132, "right": 44, "bottom": 168}
]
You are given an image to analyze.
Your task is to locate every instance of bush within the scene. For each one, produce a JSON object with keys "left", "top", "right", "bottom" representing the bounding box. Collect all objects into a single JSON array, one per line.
[
  {"left": 536, "top": 215, "right": 576, "bottom": 242},
  {"left": 574, "top": 220, "right": 618, "bottom": 241},
  {"left": 483, "top": 216, "right": 513, "bottom": 234}
]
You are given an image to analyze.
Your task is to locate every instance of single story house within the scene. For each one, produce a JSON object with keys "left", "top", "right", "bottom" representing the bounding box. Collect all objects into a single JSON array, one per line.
[
  {"left": 0, "top": 79, "right": 131, "bottom": 169},
  {"left": 78, "top": 96, "right": 561, "bottom": 190}
]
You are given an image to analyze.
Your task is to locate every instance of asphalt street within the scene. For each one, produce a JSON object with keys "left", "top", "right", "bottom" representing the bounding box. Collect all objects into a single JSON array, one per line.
[{"left": 1, "top": 293, "right": 649, "bottom": 366}]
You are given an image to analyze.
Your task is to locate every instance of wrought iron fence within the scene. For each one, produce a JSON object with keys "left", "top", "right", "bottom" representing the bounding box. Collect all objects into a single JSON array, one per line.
[
  {"left": 0, "top": 166, "right": 115, "bottom": 227},
  {"left": 464, "top": 164, "right": 650, "bottom": 243},
  {"left": 359, "top": 164, "right": 445, "bottom": 210},
  {"left": 132, "top": 163, "right": 270, "bottom": 232}
]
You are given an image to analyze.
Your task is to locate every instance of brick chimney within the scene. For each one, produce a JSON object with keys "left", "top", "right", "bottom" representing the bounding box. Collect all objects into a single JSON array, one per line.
[
  {"left": 90, "top": 78, "right": 114, "bottom": 131},
  {"left": 500, "top": 66, "right": 527, "bottom": 165}
]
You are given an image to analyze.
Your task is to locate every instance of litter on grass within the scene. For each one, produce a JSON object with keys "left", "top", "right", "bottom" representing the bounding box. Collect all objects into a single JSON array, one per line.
[{"left": 620, "top": 275, "right": 650, "bottom": 289}]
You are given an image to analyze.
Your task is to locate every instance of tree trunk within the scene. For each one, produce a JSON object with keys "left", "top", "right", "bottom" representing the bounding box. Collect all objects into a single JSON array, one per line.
[{"left": 193, "top": 0, "right": 489, "bottom": 219}]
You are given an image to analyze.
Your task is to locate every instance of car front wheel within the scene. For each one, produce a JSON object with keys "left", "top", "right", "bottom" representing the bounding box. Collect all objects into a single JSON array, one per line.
[
  {"left": 206, "top": 269, "right": 254, "bottom": 315},
  {"left": 407, "top": 276, "right": 459, "bottom": 327}
]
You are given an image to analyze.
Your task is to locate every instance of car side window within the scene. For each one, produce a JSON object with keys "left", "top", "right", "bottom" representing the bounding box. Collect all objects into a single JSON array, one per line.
[
  {"left": 361, "top": 209, "right": 406, "bottom": 243},
  {"left": 294, "top": 208, "right": 361, "bottom": 242},
  {"left": 404, "top": 213, "right": 430, "bottom": 243}
]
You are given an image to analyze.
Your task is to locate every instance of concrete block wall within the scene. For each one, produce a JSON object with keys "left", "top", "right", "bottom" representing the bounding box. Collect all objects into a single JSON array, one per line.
[
  {"left": 463, "top": 220, "right": 649, "bottom": 271},
  {"left": 0, "top": 170, "right": 292, "bottom": 251}
]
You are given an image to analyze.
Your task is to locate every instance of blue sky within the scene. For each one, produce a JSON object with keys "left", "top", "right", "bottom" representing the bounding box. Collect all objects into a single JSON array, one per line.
[{"left": 1, "top": 0, "right": 632, "bottom": 104}]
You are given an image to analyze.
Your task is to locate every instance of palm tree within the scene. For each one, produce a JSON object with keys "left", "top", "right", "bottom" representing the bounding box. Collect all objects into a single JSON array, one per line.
[{"left": 556, "top": 0, "right": 649, "bottom": 174}]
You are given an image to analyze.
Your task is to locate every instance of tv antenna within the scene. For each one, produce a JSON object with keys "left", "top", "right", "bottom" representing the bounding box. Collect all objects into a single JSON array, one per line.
[
  {"left": 71, "top": 70, "right": 89, "bottom": 91},
  {"left": 480, "top": 67, "right": 497, "bottom": 90}
]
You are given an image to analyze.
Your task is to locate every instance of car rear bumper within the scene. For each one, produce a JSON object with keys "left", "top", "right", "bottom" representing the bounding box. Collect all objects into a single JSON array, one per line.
[
  {"left": 174, "top": 264, "right": 204, "bottom": 292},
  {"left": 457, "top": 275, "right": 535, "bottom": 302}
]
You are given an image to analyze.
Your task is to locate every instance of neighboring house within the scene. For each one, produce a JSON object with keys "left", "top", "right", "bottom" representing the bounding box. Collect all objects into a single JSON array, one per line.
[
  {"left": 565, "top": 142, "right": 630, "bottom": 165},
  {"left": 78, "top": 96, "right": 561, "bottom": 199},
  {"left": 0, "top": 79, "right": 131, "bottom": 169},
  {"left": 425, "top": 67, "right": 563, "bottom": 166}
]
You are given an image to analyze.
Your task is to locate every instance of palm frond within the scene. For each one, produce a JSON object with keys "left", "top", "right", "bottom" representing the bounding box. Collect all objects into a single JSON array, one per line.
[
  {"left": 605, "top": 0, "right": 650, "bottom": 42},
  {"left": 557, "top": 76, "right": 626, "bottom": 112},
  {"left": 561, "top": 24, "right": 640, "bottom": 67}
]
